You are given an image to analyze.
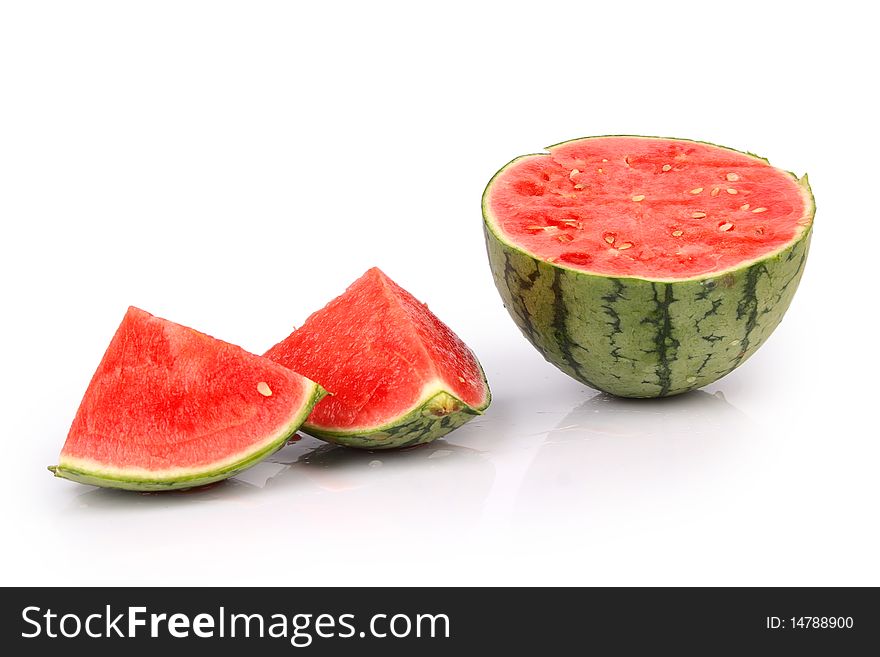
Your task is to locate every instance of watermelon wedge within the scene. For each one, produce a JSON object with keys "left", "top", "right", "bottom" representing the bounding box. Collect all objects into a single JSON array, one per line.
[
  {"left": 483, "top": 136, "right": 814, "bottom": 398},
  {"left": 50, "top": 307, "right": 325, "bottom": 491},
  {"left": 265, "top": 268, "right": 491, "bottom": 449}
]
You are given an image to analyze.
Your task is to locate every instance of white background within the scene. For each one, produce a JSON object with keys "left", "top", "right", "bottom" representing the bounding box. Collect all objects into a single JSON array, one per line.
[{"left": 1, "top": 1, "right": 877, "bottom": 586}]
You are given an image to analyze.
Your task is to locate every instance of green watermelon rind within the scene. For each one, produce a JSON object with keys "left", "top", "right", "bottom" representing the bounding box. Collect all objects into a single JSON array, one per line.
[
  {"left": 303, "top": 377, "right": 491, "bottom": 450},
  {"left": 48, "top": 383, "right": 327, "bottom": 492},
  {"left": 483, "top": 136, "right": 815, "bottom": 398}
]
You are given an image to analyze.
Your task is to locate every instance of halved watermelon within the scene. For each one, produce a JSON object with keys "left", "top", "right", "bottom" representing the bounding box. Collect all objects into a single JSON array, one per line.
[
  {"left": 50, "top": 307, "right": 325, "bottom": 491},
  {"left": 265, "top": 268, "right": 491, "bottom": 449},
  {"left": 483, "top": 136, "right": 814, "bottom": 398}
]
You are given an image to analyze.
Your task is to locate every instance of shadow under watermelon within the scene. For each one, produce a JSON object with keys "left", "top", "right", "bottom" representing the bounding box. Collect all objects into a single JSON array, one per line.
[
  {"left": 65, "top": 436, "right": 496, "bottom": 523},
  {"left": 257, "top": 438, "right": 497, "bottom": 530},
  {"left": 506, "top": 389, "right": 759, "bottom": 529}
]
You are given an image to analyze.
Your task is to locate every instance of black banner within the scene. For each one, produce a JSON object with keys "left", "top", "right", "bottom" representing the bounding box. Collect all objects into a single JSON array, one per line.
[{"left": 1, "top": 587, "right": 875, "bottom": 654}]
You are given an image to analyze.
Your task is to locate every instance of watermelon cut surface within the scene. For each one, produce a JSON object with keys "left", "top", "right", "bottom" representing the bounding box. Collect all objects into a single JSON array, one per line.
[
  {"left": 265, "top": 268, "right": 490, "bottom": 449},
  {"left": 51, "top": 307, "right": 325, "bottom": 491},
  {"left": 483, "top": 136, "right": 814, "bottom": 398}
]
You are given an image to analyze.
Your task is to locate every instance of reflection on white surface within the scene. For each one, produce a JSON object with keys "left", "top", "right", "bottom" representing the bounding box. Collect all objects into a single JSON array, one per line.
[
  {"left": 5, "top": 344, "right": 878, "bottom": 587},
  {"left": 67, "top": 438, "right": 494, "bottom": 512},
  {"left": 42, "top": 386, "right": 757, "bottom": 582},
  {"left": 511, "top": 391, "right": 752, "bottom": 527}
]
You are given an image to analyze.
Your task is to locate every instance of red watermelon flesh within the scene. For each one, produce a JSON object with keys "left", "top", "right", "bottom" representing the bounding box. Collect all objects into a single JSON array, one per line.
[
  {"left": 486, "top": 136, "right": 811, "bottom": 279},
  {"left": 264, "top": 268, "right": 489, "bottom": 437},
  {"left": 53, "top": 307, "right": 323, "bottom": 489}
]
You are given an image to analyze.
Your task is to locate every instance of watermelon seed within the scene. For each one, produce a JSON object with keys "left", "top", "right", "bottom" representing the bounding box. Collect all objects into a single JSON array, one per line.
[
  {"left": 689, "top": 187, "right": 703, "bottom": 195},
  {"left": 631, "top": 194, "right": 645, "bottom": 202},
  {"left": 755, "top": 227, "right": 765, "bottom": 235},
  {"left": 624, "top": 156, "right": 632, "bottom": 168},
  {"left": 458, "top": 376, "right": 466, "bottom": 383},
  {"left": 597, "top": 168, "right": 604, "bottom": 174},
  {"left": 672, "top": 230, "right": 683, "bottom": 237},
  {"left": 526, "top": 225, "right": 558, "bottom": 233},
  {"left": 602, "top": 158, "right": 609, "bottom": 162},
  {"left": 691, "top": 211, "right": 707, "bottom": 218},
  {"left": 726, "top": 172, "right": 740, "bottom": 182},
  {"left": 617, "top": 242, "right": 633, "bottom": 250},
  {"left": 740, "top": 204, "right": 750, "bottom": 211},
  {"left": 257, "top": 382, "right": 272, "bottom": 397},
  {"left": 603, "top": 233, "right": 616, "bottom": 245},
  {"left": 662, "top": 164, "right": 672, "bottom": 172},
  {"left": 718, "top": 222, "right": 734, "bottom": 232},
  {"left": 556, "top": 234, "right": 574, "bottom": 243},
  {"left": 751, "top": 207, "right": 767, "bottom": 213},
  {"left": 710, "top": 187, "right": 720, "bottom": 197},
  {"left": 574, "top": 184, "right": 585, "bottom": 189},
  {"left": 726, "top": 188, "right": 738, "bottom": 195},
  {"left": 569, "top": 168, "right": 580, "bottom": 180}
]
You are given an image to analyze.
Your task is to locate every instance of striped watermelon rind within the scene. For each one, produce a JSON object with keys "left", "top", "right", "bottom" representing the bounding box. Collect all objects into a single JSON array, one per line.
[
  {"left": 49, "top": 383, "right": 326, "bottom": 491},
  {"left": 304, "top": 385, "right": 490, "bottom": 450},
  {"left": 483, "top": 136, "right": 815, "bottom": 398}
]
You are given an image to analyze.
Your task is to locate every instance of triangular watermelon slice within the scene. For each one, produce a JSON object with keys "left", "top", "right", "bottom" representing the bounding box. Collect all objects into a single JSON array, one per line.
[
  {"left": 50, "top": 307, "right": 325, "bottom": 491},
  {"left": 265, "top": 268, "right": 491, "bottom": 449}
]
